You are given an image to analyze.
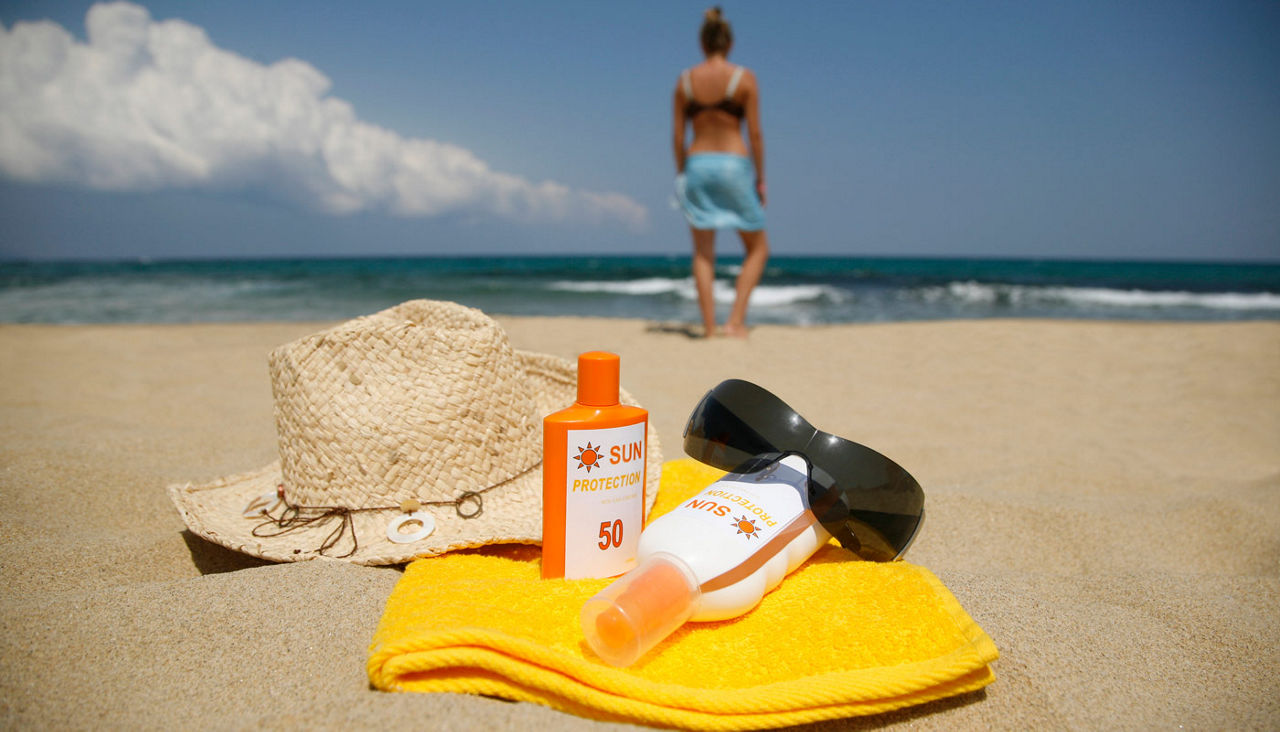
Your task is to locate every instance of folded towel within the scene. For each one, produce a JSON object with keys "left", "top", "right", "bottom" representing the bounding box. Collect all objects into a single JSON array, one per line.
[{"left": 368, "top": 459, "right": 998, "bottom": 729}]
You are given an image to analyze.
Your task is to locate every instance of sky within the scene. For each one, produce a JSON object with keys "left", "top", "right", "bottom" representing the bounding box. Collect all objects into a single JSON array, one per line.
[{"left": 0, "top": 0, "right": 1277, "bottom": 262}]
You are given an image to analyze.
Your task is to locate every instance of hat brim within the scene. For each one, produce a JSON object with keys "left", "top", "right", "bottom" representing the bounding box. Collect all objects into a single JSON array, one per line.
[{"left": 168, "top": 351, "right": 663, "bottom": 566}]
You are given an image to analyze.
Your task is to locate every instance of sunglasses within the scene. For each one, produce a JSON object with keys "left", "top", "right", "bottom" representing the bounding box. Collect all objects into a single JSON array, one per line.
[{"left": 682, "top": 379, "right": 925, "bottom": 561}]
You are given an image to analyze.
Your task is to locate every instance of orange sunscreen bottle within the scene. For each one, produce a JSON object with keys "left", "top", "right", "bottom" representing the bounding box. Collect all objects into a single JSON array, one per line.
[{"left": 542, "top": 352, "right": 648, "bottom": 580}]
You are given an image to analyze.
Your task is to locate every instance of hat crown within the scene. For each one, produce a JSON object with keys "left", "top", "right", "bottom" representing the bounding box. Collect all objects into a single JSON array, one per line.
[{"left": 269, "top": 300, "right": 541, "bottom": 510}]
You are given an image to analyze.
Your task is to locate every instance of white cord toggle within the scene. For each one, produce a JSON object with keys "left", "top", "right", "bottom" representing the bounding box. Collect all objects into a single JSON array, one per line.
[{"left": 386, "top": 511, "right": 435, "bottom": 544}]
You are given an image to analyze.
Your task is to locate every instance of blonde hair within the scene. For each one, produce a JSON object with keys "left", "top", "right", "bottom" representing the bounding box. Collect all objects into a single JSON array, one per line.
[{"left": 700, "top": 6, "right": 733, "bottom": 55}]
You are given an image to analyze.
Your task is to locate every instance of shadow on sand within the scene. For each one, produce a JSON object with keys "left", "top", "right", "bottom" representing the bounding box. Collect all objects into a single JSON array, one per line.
[
  {"left": 644, "top": 321, "right": 704, "bottom": 339},
  {"left": 181, "top": 530, "right": 273, "bottom": 575}
]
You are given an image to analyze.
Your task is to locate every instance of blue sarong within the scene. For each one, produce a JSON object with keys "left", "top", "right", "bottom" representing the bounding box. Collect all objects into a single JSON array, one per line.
[{"left": 675, "top": 153, "right": 765, "bottom": 231}]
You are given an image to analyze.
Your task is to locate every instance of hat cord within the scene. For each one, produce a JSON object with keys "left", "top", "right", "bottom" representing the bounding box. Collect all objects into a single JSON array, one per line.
[{"left": 250, "top": 459, "right": 542, "bottom": 559}]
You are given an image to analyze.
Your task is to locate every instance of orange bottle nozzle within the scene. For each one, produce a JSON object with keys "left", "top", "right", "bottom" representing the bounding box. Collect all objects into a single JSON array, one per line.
[
  {"left": 577, "top": 351, "right": 620, "bottom": 406},
  {"left": 581, "top": 553, "right": 700, "bottom": 667}
]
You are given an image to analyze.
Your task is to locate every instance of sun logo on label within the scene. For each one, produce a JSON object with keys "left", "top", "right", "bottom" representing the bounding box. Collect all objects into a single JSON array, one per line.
[
  {"left": 732, "top": 515, "right": 760, "bottom": 539},
  {"left": 575, "top": 442, "right": 605, "bottom": 473}
]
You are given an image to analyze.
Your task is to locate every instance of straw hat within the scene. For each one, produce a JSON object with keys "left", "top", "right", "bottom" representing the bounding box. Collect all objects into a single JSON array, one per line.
[{"left": 168, "top": 300, "right": 662, "bottom": 566}]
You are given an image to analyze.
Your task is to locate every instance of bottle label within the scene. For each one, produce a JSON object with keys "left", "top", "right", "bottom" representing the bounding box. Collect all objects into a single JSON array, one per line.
[
  {"left": 673, "top": 456, "right": 810, "bottom": 548},
  {"left": 563, "top": 421, "right": 646, "bottom": 579}
]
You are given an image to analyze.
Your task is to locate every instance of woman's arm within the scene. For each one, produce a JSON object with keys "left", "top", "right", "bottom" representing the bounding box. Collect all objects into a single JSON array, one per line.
[
  {"left": 673, "top": 81, "right": 687, "bottom": 174},
  {"left": 742, "top": 70, "right": 766, "bottom": 205}
]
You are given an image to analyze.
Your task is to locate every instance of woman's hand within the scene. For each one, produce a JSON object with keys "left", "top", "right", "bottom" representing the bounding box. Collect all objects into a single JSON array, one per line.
[{"left": 756, "top": 179, "right": 767, "bottom": 207}]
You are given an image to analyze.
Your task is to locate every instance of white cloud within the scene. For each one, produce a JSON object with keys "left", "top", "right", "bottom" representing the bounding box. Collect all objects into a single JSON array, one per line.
[{"left": 0, "top": 2, "right": 647, "bottom": 229}]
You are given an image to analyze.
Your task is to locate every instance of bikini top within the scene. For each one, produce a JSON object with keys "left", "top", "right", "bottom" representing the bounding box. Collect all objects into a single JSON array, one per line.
[{"left": 682, "top": 66, "right": 746, "bottom": 119}]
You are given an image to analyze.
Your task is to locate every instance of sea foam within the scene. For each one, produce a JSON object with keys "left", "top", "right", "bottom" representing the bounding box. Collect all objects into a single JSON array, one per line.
[
  {"left": 549, "top": 278, "right": 842, "bottom": 306},
  {"left": 934, "top": 281, "right": 1280, "bottom": 312}
]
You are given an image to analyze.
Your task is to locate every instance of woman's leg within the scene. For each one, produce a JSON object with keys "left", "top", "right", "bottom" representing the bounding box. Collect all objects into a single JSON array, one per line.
[
  {"left": 725, "top": 228, "right": 769, "bottom": 337},
  {"left": 690, "top": 228, "right": 718, "bottom": 337}
]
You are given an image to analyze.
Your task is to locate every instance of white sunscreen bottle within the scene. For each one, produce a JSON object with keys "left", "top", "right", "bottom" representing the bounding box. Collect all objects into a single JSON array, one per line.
[{"left": 580, "top": 454, "right": 831, "bottom": 666}]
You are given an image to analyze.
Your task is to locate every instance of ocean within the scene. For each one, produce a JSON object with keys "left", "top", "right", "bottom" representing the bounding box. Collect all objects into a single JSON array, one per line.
[{"left": 1, "top": 255, "right": 1278, "bottom": 325}]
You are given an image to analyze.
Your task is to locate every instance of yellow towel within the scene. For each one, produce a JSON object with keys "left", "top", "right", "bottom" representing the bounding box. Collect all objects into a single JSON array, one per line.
[{"left": 368, "top": 459, "right": 998, "bottom": 729}]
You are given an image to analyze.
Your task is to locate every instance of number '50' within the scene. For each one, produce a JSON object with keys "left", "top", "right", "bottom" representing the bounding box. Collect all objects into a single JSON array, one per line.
[{"left": 597, "top": 519, "right": 623, "bottom": 550}]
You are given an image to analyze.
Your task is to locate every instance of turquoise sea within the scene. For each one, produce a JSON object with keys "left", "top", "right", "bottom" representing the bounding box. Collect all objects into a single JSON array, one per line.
[{"left": 1, "top": 255, "right": 1278, "bottom": 324}]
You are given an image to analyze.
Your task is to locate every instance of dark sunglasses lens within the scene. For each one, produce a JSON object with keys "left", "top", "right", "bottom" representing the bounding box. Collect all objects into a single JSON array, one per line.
[
  {"left": 683, "top": 380, "right": 814, "bottom": 468},
  {"left": 683, "top": 390, "right": 773, "bottom": 469},
  {"left": 807, "top": 435, "right": 924, "bottom": 560},
  {"left": 722, "top": 451, "right": 790, "bottom": 481}
]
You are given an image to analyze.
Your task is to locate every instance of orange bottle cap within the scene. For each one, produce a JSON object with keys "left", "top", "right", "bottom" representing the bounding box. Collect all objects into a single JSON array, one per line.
[
  {"left": 577, "top": 351, "right": 620, "bottom": 406},
  {"left": 580, "top": 553, "right": 701, "bottom": 667}
]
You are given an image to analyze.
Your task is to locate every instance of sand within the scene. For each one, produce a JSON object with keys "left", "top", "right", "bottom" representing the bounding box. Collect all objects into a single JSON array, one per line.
[{"left": 1, "top": 316, "right": 1277, "bottom": 730}]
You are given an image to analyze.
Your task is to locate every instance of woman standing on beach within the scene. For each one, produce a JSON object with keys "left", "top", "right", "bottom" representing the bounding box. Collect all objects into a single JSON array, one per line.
[{"left": 674, "top": 6, "right": 769, "bottom": 338}]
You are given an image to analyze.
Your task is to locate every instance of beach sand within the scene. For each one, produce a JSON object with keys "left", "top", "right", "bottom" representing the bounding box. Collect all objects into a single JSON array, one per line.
[{"left": 2, "top": 317, "right": 1277, "bottom": 729}]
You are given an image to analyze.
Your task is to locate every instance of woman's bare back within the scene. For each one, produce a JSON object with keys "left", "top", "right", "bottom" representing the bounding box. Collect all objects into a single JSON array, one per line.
[{"left": 679, "top": 58, "right": 755, "bottom": 156}]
